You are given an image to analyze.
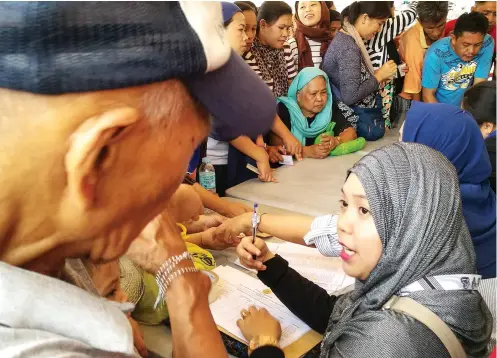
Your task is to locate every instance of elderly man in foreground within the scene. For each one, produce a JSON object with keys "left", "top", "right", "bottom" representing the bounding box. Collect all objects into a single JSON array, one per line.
[{"left": 0, "top": 2, "right": 275, "bottom": 357}]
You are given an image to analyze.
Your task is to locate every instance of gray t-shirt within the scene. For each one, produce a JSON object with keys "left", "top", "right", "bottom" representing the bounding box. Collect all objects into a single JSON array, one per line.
[{"left": 0, "top": 262, "right": 138, "bottom": 357}]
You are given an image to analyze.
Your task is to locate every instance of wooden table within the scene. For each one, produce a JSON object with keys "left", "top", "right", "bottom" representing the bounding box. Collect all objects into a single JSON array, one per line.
[{"left": 226, "top": 128, "right": 400, "bottom": 216}]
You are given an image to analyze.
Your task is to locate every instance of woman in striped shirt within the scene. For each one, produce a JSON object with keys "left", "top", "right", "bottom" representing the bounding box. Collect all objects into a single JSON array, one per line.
[
  {"left": 365, "top": 1, "right": 417, "bottom": 125},
  {"left": 241, "top": 1, "right": 304, "bottom": 165},
  {"left": 322, "top": 2, "right": 397, "bottom": 111},
  {"left": 287, "top": 1, "right": 332, "bottom": 71},
  {"left": 243, "top": 1, "right": 297, "bottom": 97}
]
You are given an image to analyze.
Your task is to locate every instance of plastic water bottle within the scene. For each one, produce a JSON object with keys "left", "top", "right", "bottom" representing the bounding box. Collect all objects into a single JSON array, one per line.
[{"left": 199, "top": 157, "right": 216, "bottom": 193}]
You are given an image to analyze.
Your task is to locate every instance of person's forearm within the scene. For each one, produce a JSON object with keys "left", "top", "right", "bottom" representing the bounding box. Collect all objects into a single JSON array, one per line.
[
  {"left": 271, "top": 115, "right": 293, "bottom": 141},
  {"left": 338, "top": 127, "right": 357, "bottom": 143},
  {"left": 268, "top": 132, "right": 285, "bottom": 147},
  {"left": 258, "top": 255, "right": 337, "bottom": 333},
  {"left": 167, "top": 272, "right": 228, "bottom": 358},
  {"left": 193, "top": 183, "right": 230, "bottom": 216},
  {"left": 259, "top": 214, "right": 314, "bottom": 245},
  {"left": 230, "top": 136, "right": 267, "bottom": 162},
  {"left": 411, "top": 92, "right": 421, "bottom": 102},
  {"left": 422, "top": 90, "right": 438, "bottom": 103}
]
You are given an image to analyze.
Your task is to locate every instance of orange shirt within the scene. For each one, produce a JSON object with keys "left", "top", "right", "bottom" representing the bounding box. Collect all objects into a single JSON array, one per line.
[{"left": 398, "top": 22, "right": 429, "bottom": 100}]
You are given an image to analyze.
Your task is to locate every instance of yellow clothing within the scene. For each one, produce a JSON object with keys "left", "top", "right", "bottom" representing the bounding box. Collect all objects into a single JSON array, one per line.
[
  {"left": 398, "top": 22, "right": 429, "bottom": 100},
  {"left": 177, "top": 223, "right": 216, "bottom": 271},
  {"left": 129, "top": 224, "right": 216, "bottom": 325}
]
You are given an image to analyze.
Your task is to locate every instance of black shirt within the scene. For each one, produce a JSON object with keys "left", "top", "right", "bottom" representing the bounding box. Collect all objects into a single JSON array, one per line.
[
  {"left": 277, "top": 101, "right": 352, "bottom": 146},
  {"left": 248, "top": 254, "right": 337, "bottom": 358}
]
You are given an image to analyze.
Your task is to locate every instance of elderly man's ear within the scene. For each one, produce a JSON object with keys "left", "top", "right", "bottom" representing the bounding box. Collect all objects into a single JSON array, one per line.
[{"left": 64, "top": 107, "right": 140, "bottom": 210}]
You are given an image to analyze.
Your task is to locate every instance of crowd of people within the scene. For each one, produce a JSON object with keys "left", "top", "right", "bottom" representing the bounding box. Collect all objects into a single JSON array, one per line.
[
  {"left": 196, "top": 0, "right": 497, "bottom": 195},
  {"left": 0, "top": 1, "right": 495, "bottom": 358}
]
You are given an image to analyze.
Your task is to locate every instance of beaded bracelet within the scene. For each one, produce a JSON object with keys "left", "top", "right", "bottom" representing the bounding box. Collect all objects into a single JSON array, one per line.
[
  {"left": 154, "top": 252, "right": 196, "bottom": 309},
  {"left": 156, "top": 251, "right": 191, "bottom": 281}
]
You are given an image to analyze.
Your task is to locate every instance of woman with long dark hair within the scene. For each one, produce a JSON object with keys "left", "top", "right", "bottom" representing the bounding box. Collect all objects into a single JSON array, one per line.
[{"left": 287, "top": 1, "right": 331, "bottom": 70}]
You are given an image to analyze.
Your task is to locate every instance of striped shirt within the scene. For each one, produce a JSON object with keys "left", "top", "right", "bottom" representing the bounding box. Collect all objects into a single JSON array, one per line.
[
  {"left": 243, "top": 43, "right": 298, "bottom": 96},
  {"left": 287, "top": 37, "right": 323, "bottom": 69},
  {"left": 303, "top": 215, "right": 341, "bottom": 257},
  {"left": 366, "top": 2, "right": 417, "bottom": 70},
  {"left": 479, "top": 278, "right": 496, "bottom": 346}
]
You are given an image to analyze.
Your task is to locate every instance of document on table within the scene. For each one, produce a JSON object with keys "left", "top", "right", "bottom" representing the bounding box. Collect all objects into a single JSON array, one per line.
[
  {"left": 210, "top": 265, "right": 311, "bottom": 348},
  {"left": 234, "top": 241, "right": 355, "bottom": 294}
]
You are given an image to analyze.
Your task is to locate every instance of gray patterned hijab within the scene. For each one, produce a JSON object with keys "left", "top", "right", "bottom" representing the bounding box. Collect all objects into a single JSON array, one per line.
[{"left": 321, "top": 142, "right": 492, "bottom": 357}]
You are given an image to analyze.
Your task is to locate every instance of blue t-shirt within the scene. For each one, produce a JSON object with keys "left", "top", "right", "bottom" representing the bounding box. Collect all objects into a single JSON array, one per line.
[{"left": 422, "top": 35, "right": 494, "bottom": 106}]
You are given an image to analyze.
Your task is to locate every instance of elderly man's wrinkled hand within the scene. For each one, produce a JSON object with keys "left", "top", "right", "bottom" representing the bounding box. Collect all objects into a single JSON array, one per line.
[
  {"left": 201, "top": 227, "right": 240, "bottom": 251},
  {"left": 126, "top": 212, "right": 187, "bottom": 275},
  {"left": 214, "top": 212, "right": 252, "bottom": 244},
  {"left": 185, "top": 214, "right": 227, "bottom": 233}
]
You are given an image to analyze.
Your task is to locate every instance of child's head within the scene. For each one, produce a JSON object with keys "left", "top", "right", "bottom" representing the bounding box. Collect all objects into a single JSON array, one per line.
[
  {"left": 462, "top": 81, "right": 496, "bottom": 139},
  {"left": 83, "top": 260, "right": 128, "bottom": 302},
  {"left": 165, "top": 184, "right": 204, "bottom": 223}
]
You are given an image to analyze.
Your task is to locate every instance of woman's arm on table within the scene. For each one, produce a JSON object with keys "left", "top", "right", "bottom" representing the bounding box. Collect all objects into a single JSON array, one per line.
[
  {"left": 270, "top": 115, "right": 303, "bottom": 161},
  {"left": 217, "top": 212, "right": 313, "bottom": 245},
  {"left": 217, "top": 213, "right": 342, "bottom": 257},
  {"left": 230, "top": 136, "right": 277, "bottom": 183}
]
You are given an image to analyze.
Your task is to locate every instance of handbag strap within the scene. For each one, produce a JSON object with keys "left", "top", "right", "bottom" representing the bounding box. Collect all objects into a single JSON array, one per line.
[{"left": 383, "top": 296, "right": 466, "bottom": 358}]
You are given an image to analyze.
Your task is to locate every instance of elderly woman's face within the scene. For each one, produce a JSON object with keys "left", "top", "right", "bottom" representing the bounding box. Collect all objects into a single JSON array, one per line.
[
  {"left": 297, "top": 1, "right": 322, "bottom": 27},
  {"left": 338, "top": 173, "right": 382, "bottom": 280},
  {"left": 227, "top": 12, "right": 248, "bottom": 55},
  {"left": 297, "top": 76, "right": 328, "bottom": 115}
]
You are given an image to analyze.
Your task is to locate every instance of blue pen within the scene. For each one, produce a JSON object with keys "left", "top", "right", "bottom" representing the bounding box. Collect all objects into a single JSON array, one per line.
[{"left": 252, "top": 203, "right": 258, "bottom": 260}]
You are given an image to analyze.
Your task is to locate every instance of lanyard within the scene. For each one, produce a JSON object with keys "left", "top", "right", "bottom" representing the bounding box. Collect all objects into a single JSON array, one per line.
[{"left": 399, "top": 275, "right": 482, "bottom": 296}]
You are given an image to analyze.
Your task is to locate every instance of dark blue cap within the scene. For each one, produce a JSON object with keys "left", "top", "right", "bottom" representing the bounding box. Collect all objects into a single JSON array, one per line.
[{"left": 0, "top": 1, "right": 275, "bottom": 141}]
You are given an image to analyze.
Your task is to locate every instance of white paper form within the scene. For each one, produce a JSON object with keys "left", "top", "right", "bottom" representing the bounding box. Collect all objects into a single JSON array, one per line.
[
  {"left": 210, "top": 265, "right": 311, "bottom": 348},
  {"left": 266, "top": 242, "right": 355, "bottom": 294},
  {"left": 233, "top": 242, "right": 354, "bottom": 294}
]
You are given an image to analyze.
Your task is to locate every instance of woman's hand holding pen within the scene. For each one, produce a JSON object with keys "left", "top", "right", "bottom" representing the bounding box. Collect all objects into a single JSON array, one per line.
[{"left": 236, "top": 236, "right": 274, "bottom": 271}]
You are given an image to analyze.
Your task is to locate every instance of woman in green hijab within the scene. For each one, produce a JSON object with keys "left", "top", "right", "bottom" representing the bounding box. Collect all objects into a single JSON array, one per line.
[{"left": 274, "top": 67, "right": 358, "bottom": 160}]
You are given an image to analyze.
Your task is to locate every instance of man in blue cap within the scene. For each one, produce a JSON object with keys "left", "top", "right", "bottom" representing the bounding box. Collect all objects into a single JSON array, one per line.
[{"left": 0, "top": 2, "right": 276, "bottom": 357}]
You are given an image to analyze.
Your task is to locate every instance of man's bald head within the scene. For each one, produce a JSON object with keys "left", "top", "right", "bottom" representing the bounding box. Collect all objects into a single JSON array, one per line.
[{"left": 0, "top": 80, "right": 209, "bottom": 273}]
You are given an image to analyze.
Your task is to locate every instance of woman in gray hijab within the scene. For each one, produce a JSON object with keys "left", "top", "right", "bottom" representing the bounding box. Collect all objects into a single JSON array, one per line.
[{"left": 235, "top": 142, "right": 492, "bottom": 358}]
